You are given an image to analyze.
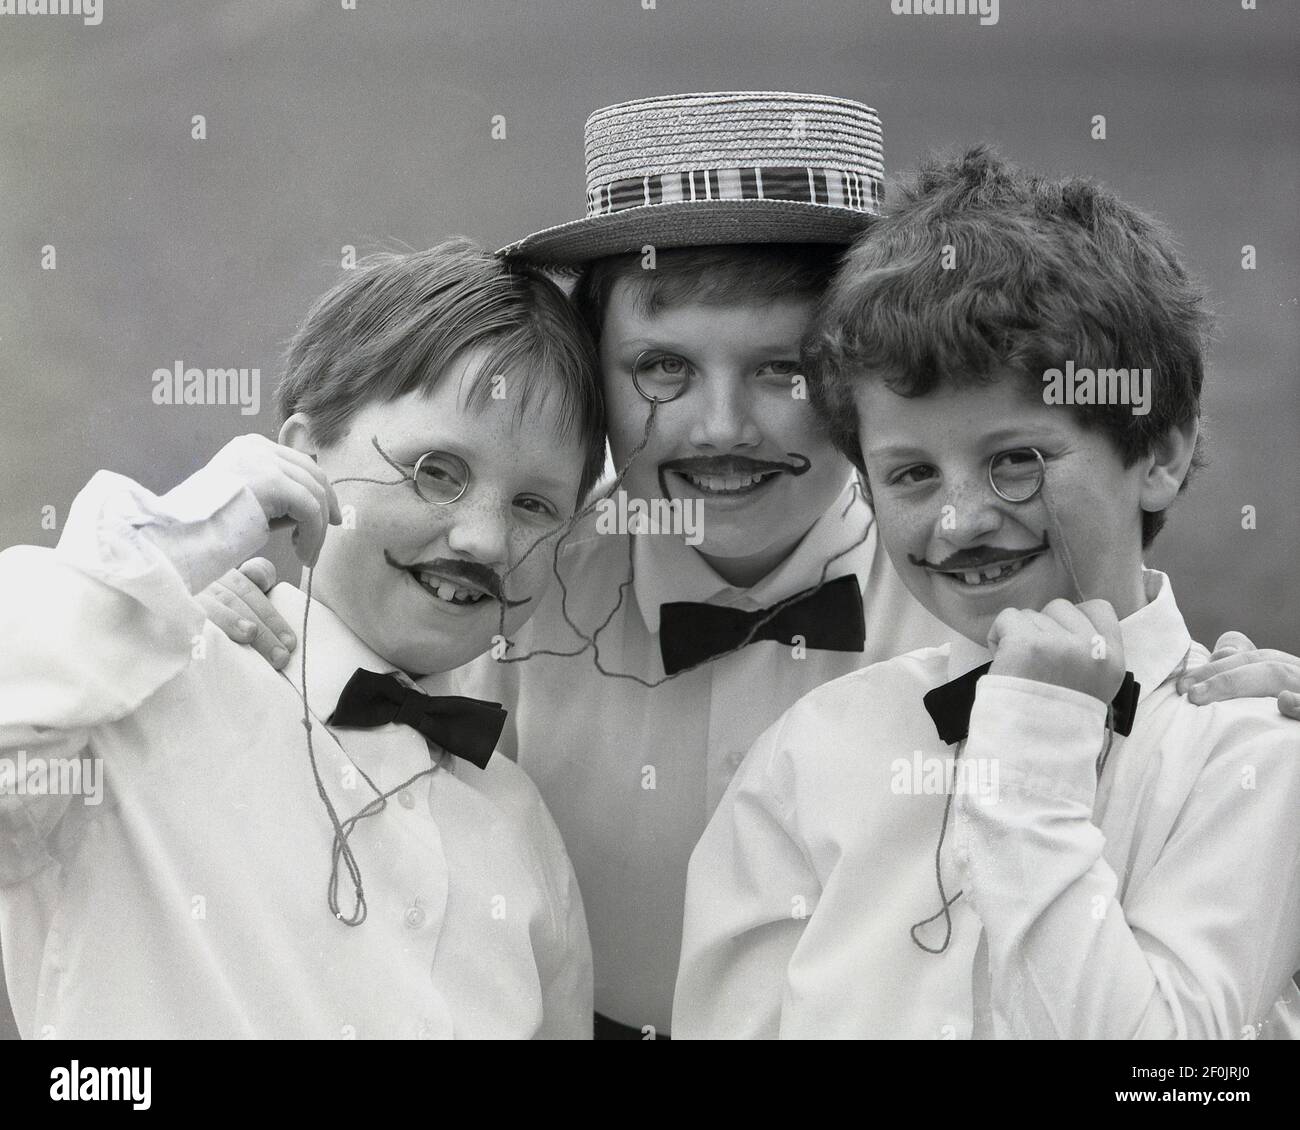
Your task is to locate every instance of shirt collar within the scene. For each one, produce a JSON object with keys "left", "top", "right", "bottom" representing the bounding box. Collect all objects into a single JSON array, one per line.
[
  {"left": 632, "top": 475, "right": 875, "bottom": 634},
  {"left": 268, "top": 578, "right": 405, "bottom": 724},
  {"left": 945, "top": 568, "right": 1194, "bottom": 704}
]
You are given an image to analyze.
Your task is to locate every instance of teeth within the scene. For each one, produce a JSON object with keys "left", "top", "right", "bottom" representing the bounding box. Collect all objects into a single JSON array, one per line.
[
  {"left": 416, "top": 573, "right": 487, "bottom": 605},
  {"left": 684, "top": 472, "right": 766, "bottom": 493},
  {"left": 949, "top": 558, "right": 1033, "bottom": 586}
]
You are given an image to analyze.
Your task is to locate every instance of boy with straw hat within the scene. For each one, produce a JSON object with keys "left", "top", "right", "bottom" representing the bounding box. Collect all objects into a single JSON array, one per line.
[{"left": 204, "top": 93, "right": 1300, "bottom": 1039}]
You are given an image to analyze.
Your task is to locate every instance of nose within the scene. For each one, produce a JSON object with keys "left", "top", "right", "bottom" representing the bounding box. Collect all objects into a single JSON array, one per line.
[
  {"left": 685, "top": 370, "right": 762, "bottom": 451},
  {"left": 933, "top": 468, "right": 1006, "bottom": 548},
  {"left": 444, "top": 496, "right": 510, "bottom": 568}
]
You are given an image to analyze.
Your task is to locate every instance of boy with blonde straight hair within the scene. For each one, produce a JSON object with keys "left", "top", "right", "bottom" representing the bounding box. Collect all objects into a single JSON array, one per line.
[{"left": 0, "top": 241, "right": 602, "bottom": 1038}]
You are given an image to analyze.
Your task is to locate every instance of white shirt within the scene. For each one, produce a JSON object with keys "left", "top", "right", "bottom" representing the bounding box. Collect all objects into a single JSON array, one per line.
[
  {"left": 0, "top": 469, "right": 591, "bottom": 1039},
  {"left": 673, "top": 571, "right": 1300, "bottom": 1039},
  {"left": 430, "top": 477, "right": 956, "bottom": 1032}
]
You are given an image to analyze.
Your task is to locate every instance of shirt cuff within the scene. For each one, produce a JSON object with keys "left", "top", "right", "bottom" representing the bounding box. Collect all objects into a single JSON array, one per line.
[
  {"left": 139, "top": 467, "right": 269, "bottom": 593},
  {"left": 963, "top": 674, "right": 1108, "bottom": 805},
  {"left": 58, "top": 468, "right": 268, "bottom": 597}
]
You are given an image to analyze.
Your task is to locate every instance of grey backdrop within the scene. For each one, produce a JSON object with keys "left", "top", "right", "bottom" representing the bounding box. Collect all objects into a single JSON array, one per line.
[{"left": 0, "top": 0, "right": 1296, "bottom": 1039}]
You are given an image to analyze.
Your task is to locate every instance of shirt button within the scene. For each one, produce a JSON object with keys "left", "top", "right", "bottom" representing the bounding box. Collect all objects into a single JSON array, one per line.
[
  {"left": 398, "top": 790, "right": 415, "bottom": 809},
  {"left": 404, "top": 903, "right": 426, "bottom": 929}
]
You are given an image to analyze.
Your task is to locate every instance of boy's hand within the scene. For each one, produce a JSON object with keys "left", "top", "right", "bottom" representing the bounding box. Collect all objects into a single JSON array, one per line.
[
  {"left": 207, "top": 435, "right": 340, "bottom": 565},
  {"left": 987, "top": 598, "right": 1126, "bottom": 706},
  {"left": 1178, "top": 631, "right": 1300, "bottom": 721},
  {"left": 196, "top": 558, "right": 293, "bottom": 669}
]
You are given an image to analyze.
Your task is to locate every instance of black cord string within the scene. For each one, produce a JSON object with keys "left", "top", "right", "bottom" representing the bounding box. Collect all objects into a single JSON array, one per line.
[
  {"left": 908, "top": 470, "right": 1121, "bottom": 955},
  {"left": 909, "top": 739, "right": 966, "bottom": 955}
]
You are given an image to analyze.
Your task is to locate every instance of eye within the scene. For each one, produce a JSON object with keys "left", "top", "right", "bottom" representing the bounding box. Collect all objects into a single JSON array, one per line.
[
  {"left": 886, "top": 463, "right": 938, "bottom": 488},
  {"left": 992, "top": 447, "right": 1040, "bottom": 469},
  {"left": 632, "top": 352, "right": 693, "bottom": 400},
  {"left": 514, "top": 495, "right": 560, "bottom": 521},
  {"left": 411, "top": 451, "right": 469, "bottom": 504},
  {"left": 988, "top": 447, "right": 1044, "bottom": 503},
  {"left": 755, "top": 359, "right": 801, "bottom": 380}
]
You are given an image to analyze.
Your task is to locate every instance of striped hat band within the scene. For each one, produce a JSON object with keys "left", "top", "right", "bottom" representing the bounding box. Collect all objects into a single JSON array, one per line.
[{"left": 588, "top": 165, "right": 882, "bottom": 218}]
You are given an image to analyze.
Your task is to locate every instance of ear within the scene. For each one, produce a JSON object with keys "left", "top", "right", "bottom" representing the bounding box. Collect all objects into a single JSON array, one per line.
[
  {"left": 1139, "top": 416, "right": 1199, "bottom": 515},
  {"left": 278, "top": 413, "right": 317, "bottom": 458}
]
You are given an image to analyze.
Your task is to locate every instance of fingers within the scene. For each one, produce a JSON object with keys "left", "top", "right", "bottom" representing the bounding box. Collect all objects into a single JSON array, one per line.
[
  {"left": 986, "top": 607, "right": 1029, "bottom": 653},
  {"left": 195, "top": 588, "right": 257, "bottom": 647},
  {"left": 1193, "top": 664, "right": 1300, "bottom": 705},
  {"left": 273, "top": 474, "right": 332, "bottom": 566},
  {"left": 198, "top": 569, "right": 294, "bottom": 669},
  {"left": 238, "top": 557, "right": 279, "bottom": 594},
  {"left": 275, "top": 449, "right": 342, "bottom": 528},
  {"left": 1209, "top": 630, "right": 1256, "bottom": 660},
  {"left": 1182, "top": 661, "right": 1300, "bottom": 706},
  {"left": 1279, "top": 691, "right": 1300, "bottom": 722},
  {"left": 221, "top": 567, "right": 296, "bottom": 651},
  {"left": 1040, "top": 598, "right": 1102, "bottom": 637},
  {"left": 1039, "top": 598, "right": 1123, "bottom": 661},
  {"left": 212, "top": 435, "right": 340, "bottom": 558},
  {"left": 1074, "top": 599, "right": 1124, "bottom": 662},
  {"left": 273, "top": 460, "right": 338, "bottom": 564},
  {"left": 1179, "top": 649, "right": 1300, "bottom": 691}
]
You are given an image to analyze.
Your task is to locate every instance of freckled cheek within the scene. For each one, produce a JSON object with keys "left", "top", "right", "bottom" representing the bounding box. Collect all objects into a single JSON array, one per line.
[
  {"left": 367, "top": 504, "right": 451, "bottom": 548},
  {"left": 881, "top": 504, "right": 933, "bottom": 568},
  {"left": 504, "top": 525, "right": 552, "bottom": 573}
]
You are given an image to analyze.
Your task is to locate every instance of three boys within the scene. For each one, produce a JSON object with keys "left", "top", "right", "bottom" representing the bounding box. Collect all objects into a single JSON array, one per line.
[{"left": 200, "top": 94, "right": 1299, "bottom": 1038}]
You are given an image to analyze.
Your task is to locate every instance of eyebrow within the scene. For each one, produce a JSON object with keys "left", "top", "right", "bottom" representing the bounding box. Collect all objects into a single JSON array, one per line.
[
  {"left": 867, "top": 444, "right": 928, "bottom": 462},
  {"left": 979, "top": 426, "right": 1065, "bottom": 447},
  {"left": 869, "top": 427, "right": 1066, "bottom": 462},
  {"left": 612, "top": 337, "right": 803, "bottom": 360}
]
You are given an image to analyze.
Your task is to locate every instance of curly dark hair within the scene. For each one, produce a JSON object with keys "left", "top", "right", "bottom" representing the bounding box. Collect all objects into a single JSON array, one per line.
[{"left": 804, "top": 146, "right": 1212, "bottom": 545}]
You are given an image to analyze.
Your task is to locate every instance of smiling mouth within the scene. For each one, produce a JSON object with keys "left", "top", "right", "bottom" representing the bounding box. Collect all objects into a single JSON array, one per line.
[
  {"left": 913, "top": 547, "right": 1048, "bottom": 589},
  {"left": 659, "top": 456, "right": 803, "bottom": 500},
  {"left": 670, "top": 468, "right": 782, "bottom": 496},
  {"left": 384, "top": 550, "right": 531, "bottom": 610}
]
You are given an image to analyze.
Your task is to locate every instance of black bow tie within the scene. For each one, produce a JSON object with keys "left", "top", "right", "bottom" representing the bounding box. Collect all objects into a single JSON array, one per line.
[
  {"left": 327, "top": 668, "right": 506, "bottom": 770},
  {"left": 658, "top": 574, "right": 866, "bottom": 676},
  {"left": 922, "top": 661, "right": 1141, "bottom": 745}
]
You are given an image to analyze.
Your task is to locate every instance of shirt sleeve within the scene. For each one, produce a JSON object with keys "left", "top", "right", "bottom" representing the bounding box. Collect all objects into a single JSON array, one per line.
[
  {"left": 530, "top": 801, "right": 594, "bottom": 1040},
  {"left": 0, "top": 468, "right": 268, "bottom": 885},
  {"left": 955, "top": 673, "right": 1300, "bottom": 1039},
  {"left": 672, "top": 721, "right": 816, "bottom": 1039}
]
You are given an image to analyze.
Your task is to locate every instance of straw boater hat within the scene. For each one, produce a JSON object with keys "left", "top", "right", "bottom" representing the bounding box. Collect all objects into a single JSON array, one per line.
[{"left": 499, "top": 91, "right": 884, "bottom": 265}]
